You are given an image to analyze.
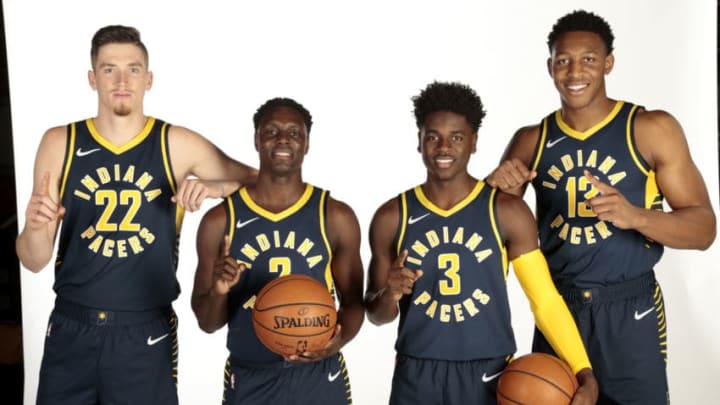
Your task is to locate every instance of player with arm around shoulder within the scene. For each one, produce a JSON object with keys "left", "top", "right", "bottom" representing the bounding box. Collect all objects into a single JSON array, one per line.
[
  {"left": 365, "top": 81, "right": 597, "bottom": 405},
  {"left": 191, "top": 97, "right": 364, "bottom": 405},
  {"left": 15, "top": 25, "right": 255, "bottom": 405},
  {"left": 486, "top": 11, "right": 715, "bottom": 404}
]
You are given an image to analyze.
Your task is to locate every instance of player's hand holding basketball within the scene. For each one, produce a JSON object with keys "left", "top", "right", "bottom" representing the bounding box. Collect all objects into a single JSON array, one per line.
[
  {"left": 25, "top": 172, "right": 65, "bottom": 232},
  {"left": 287, "top": 324, "right": 344, "bottom": 364},
  {"left": 385, "top": 250, "right": 423, "bottom": 302},
  {"left": 212, "top": 236, "right": 244, "bottom": 296},
  {"left": 570, "top": 368, "right": 599, "bottom": 405}
]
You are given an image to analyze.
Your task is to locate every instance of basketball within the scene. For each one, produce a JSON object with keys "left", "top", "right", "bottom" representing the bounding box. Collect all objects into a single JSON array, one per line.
[
  {"left": 252, "top": 274, "right": 337, "bottom": 356},
  {"left": 497, "top": 353, "right": 579, "bottom": 405}
]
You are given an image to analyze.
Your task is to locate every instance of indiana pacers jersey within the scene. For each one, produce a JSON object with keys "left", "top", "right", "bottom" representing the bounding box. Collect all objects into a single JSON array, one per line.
[
  {"left": 55, "top": 118, "right": 183, "bottom": 311},
  {"left": 530, "top": 101, "right": 664, "bottom": 287},
  {"left": 394, "top": 181, "right": 514, "bottom": 361},
  {"left": 225, "top": 184, "right": 334, "bottom": 366}
]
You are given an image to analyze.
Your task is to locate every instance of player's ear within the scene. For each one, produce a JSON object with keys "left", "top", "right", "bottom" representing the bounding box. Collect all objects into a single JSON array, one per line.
[
  {"left": 604, "top": 53, "right": 614, "bottom": 75},
  {"left": 471, "top": 132, "right": 478, "bottom": 154},
  {"left": 254, "top": 133, "right": 260, "bottom": 152},
  {"left": 416, "top": 131, "right": 422, "bottom": 153},
  {"left": 88, "top": 70, "right": 97, "bottom": 90},
  {"left": 145, "top": 70, "right": 153, "bottom": 90},
  {"left": 546, "top": 57, "right": 553, "bottom": 77}
]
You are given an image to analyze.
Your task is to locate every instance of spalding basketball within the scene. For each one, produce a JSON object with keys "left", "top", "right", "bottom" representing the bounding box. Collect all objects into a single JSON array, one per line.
[
  {"left": 497, "top": 353, "right": 579, "bottom": 405},
  {"left": 252, "top": 274, "right": 337, "bottom": 357}
]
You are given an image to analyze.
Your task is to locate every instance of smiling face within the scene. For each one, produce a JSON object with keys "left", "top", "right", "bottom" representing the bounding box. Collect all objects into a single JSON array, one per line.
[
  {"left": 88, "top": 43, "right": 152, "bottom": 117},
  {"left": 255, "top": 106, "right": 309, "bottom": 176},
  {"left": 418, "top": 110, "right": 477, "bottom": 182},
  {"left": 548, "top": 30, "right": 614, "bottom": 111}
]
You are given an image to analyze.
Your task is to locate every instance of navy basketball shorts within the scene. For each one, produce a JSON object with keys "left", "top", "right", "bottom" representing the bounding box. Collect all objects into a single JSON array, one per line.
[
  {"left": 37, "top": 299, "right": 179, "bottom": 405},
  {"left": 533, "top": 272, "right": 668, "bottom": 405},
  {"left": 389, "top": 354, "right": 508, "bottom": 405},
  {"left": 222, "top": 352, "right": 352, "bottom": 405}
]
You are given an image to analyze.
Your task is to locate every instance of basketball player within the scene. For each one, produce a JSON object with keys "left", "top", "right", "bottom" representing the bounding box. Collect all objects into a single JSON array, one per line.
[
  {"left": 15, "top": 25, "right": 256, "bottom": 404},
  {"left": 365, "top": 81, "right": 598, "bottom": 405},
  {"left": 485, "top": 10, "right": 716, "bottom": 404},
  {"left": 191, "top": 98, "right": 364, "bottom": 405}
]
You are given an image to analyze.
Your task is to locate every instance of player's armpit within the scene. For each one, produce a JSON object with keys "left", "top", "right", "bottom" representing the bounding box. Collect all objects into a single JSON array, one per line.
[{"left": 512, "top": 249, "right": 591, "bottom": 374}]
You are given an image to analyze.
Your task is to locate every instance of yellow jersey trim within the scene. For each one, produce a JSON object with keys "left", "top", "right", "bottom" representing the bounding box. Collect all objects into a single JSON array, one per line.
[
  {"left": 555, "top": 100, "right": 624, "bottom": 140},
  {"left": 227, "top": 194, "right": 236, "bottom": 244},
  {"left": 414, "top": 180, "right": 485, "bottom": 217},
  {"left": 240, "top": 184, "right": 314, "bottom": 222},
  {"left": 86, "top": 117, "right": 155, "bottom": 155},
  {"left": 624, "top": 104, "right": 650, "bottom": 176},
  {"left": 531, "top": 119, "right": 548, "bottom": 172},
  {"left": 396, "top": 193, "right": 408, "bottom": 256},
  {"left": 488, "top": 188, "right": 508, "bottom": 279},
  {"left": 318, "top": 190, "right": 335, "bottom": 293},
  {"left": 59, "top": 123, "right": 76, "bottom": 200}
]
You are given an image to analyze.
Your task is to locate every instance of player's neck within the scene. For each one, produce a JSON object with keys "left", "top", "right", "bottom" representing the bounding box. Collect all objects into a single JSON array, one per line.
[
  {"left": 92, "top": 113, "right": 149, "bottom": 147},
  {"left": 422, "top": 174, "right": 478, "bottom": 210},
  {"left": 249, "top": 174, "right": 307, "bottom": 213},
  {"left": 559, "top": 97, "right": 617, "bottom": 133}
]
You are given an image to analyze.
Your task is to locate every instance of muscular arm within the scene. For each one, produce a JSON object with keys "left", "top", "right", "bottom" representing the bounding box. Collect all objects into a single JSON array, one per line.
[
  {"left": 16, "top": 126, "right": 67, "bottom": 272},
  {"left": 485, "top": 125, "right": 540, "bottom": 197},
  {"left": 191, "top": 204, "right": 231, "bottom": 333},
  {"left": 631, "top": 110, "right": 716, "bottom": 249},
  {"left": 325, "top": 197, "right": 365, "bottom": 348},
  {"left": 169, "top": 126, "right": 258, "bottom": 196}
]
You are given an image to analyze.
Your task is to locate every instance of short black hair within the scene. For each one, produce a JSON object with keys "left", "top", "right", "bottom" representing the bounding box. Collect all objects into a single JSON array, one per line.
[
  {"left": 547, "top": 10, "right": 614, "bottom": 54},
  {"left": 253, "top": 98, "right": 313, "bottom": 133},
  {"left": 412, "top": 81, "right": 486, "bottom": 132},
  {"left": 91, "top": 25, "right": 149, "bottom": 68}
]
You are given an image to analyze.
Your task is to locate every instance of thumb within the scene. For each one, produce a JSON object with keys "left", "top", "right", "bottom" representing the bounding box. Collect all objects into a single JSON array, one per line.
[{"left": 394, "top": 249, "right": 409, "bottom": 268}]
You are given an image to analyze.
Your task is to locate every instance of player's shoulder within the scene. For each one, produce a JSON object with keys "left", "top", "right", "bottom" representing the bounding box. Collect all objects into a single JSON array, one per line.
[
  {"left": 633, "top": 107, "right": 685, "bottom": 141},
  {"left": 39, "top": 125, "right": 69, "bottom": 151}
]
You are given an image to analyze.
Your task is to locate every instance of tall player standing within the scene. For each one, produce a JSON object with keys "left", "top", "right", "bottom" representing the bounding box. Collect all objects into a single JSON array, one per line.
[
  {"left": 485, "top": 10, "right": 716, "bottom": 404},
  {"left": 16, "top": 25, "right": 256, "bottom": 404}
]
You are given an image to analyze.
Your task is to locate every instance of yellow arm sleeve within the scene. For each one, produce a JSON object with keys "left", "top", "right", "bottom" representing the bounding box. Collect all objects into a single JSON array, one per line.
[{"left": 511, "top": 248, "right": 592, "bottom": 374}]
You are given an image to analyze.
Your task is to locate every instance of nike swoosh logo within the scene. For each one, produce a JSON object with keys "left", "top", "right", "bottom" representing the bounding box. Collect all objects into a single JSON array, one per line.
[
  {"left": 481, "top": 371, "right": 502, "bottom": 383},
  {"left": 147, "top": 333, "right": 169, "bottom": 346},
  {"left": 408, "top": 213, "right": 430, "bottom": 225},
  {"left": 545, "top": 136, "right": 567, "bottom": 148},
  {"left": 634, "top": 307, "right": 654, "bottom": 320},
  {"left": 328, "top": 370, "right": 341, "bottom": 382},
  {"left": 236, "top": 217, "right": 260, "bottom": 228},
  {"left": 76, "top": 148, "right": 101, "bottom": 157}
]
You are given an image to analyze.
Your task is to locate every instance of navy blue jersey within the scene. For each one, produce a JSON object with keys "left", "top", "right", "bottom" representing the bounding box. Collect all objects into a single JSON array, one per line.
[
  {"left": 56, "top": 118, "right": 183, "bottom": 311},
  {"left": 530, "top": 101, "right": 664, "bottom": 287},
  {"left": 394, "top": 181, "right": 514, "bottom": 361},
  {"left": 225, "top": 184, "right": 334, "bottom": 365}
]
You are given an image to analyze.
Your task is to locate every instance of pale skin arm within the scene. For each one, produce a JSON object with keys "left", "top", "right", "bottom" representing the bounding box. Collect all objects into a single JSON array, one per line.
[
  {"left": 15, "top": 126, "right": 67, "bottom": 272},
  {"left": 364, "top": 198, "right": 423, "bottom": 326},
  {"left": 585, "top": 110, "right": 716, "bottom": 249},
  {"left": 289, "top": 198, "right": 365, "bottom": 362},
  {"left": 496, "top": 192, "right": 598, "bottom": 405},
  {"left": 191, "top": 203, "right": 245, "bottom": 333},
  {"left": 485, "top": 125, "right": 540, "bottom": 196},
  {"left": 169, "top": 126, "right": 258, "bottom": 212}
]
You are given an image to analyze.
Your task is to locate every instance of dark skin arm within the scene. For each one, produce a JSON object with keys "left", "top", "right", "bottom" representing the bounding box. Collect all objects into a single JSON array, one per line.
[
  {"left": 585, "top": 110, "right": 715, "bottom": 249},
  {"left": 288, "top": 197, "right": 365, "bottom": 363},
  {"left": 485, "top": 125, "right": 540, "bottom": 196},
  {"left": 496, "top": 192, "right": 598, "bottom": 405},
  {"left": 364, "top": 198, "right": 423, "bottom": 326},
  {"left": 191, "top": 203, "right": 245, "bottom": 333}
]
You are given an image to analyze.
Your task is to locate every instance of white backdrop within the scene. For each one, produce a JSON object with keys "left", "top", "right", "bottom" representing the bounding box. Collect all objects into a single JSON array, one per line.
[{"left": 5, "top": 0, "right": 718, "bottom": 403}]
